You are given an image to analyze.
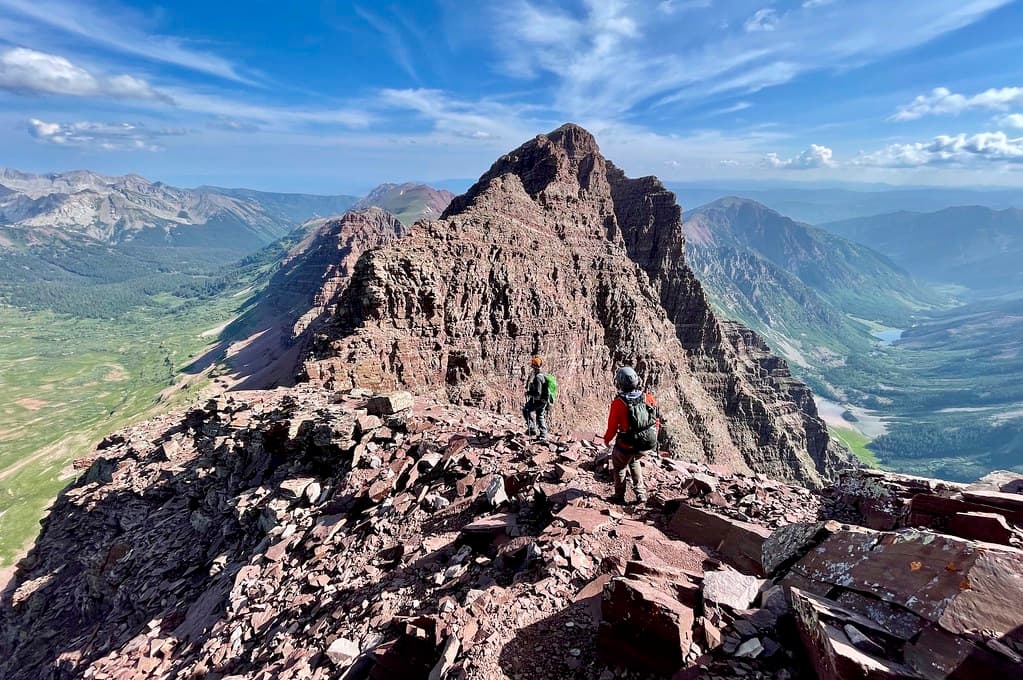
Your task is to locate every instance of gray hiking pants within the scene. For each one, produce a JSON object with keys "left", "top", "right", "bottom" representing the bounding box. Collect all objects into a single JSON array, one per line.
[
  {"left": 523, "top": 399, "right": 548, "bottom": 436},
  {"left": 612, "top": 444, "right": 646, "bottom": 500}
]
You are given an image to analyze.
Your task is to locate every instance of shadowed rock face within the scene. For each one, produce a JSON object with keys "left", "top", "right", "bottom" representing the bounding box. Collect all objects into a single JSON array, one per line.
[
  {"left": 186, "top": 207, "right": 409, "bottom": 392},
  {"left": 269, "top": 207, "right": 409, "bottom": 340},
  {"left": 303, "top": 124, "right": 846, "bottom": 487}
]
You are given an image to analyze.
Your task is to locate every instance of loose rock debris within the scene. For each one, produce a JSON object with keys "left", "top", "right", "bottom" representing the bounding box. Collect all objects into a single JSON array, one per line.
[{"left": 1, "top": 387, "right": 1021, "bottom": 679}]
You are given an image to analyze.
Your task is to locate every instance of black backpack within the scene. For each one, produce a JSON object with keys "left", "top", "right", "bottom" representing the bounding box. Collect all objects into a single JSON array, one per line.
[{"left": 619, "top": 393, "right": 658, "bottom": 451}]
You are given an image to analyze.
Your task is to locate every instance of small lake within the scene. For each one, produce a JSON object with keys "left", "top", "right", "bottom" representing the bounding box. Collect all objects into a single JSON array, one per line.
[{"left": 871, "top": 328, "right": 904, "bottom": 345}]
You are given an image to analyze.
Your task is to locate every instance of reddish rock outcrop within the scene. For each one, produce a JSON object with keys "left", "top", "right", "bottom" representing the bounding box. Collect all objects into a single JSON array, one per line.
[
  {"left": 201, "top": 207, "right": 408, "bottom": 390},
  {"left": 304, "top": 124, "right": 847, "bottom": 488}
]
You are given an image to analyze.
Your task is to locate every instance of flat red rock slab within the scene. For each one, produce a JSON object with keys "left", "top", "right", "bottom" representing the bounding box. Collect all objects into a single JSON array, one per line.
[
  {"left": 793, "top": 528, "right": 1023, "bottom": 639},
  {"left": 554, "top": 503, "right": 612, "bottom": 534}
]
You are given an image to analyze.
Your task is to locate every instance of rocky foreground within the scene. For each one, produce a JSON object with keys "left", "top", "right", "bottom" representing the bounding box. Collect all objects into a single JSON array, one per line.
[{"left": 1, "top": 387, "right": 1020, "bottom": 679}]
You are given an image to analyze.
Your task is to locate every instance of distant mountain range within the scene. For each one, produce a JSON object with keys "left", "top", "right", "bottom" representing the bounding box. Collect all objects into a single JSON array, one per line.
[
  {"left": 352, "top": 182, "right": 454, "bottom": 225},
  {"left": 0, "top": 168, "right": 358, "bottom": 253},
  {"left": 682, "top": 195, "right": 1023, "bottom": 481},
  {"left": 0, "top": 168, "right": 452, "bottom": 316},
  {"left": 683, "top": 197, "right": 942, "bottom": 374},
  {"left": 668, "top": 183, "right": 1023, "bottom": 224},
  {"left": 821, "top": 206, "right": 1023, "bottom": 295}
]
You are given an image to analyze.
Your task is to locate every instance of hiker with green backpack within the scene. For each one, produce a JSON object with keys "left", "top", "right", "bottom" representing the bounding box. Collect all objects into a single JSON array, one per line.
[
  {"left": 602, "top": 366, "right": 660, "bottom": 504},
  {"left": 523, "top": 356, "right": 557, "bottom": 440}
]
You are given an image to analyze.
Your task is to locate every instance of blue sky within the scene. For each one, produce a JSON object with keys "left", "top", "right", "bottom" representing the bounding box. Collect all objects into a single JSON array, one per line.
[{"left": 0, "top": 0, "right": 1022, "bottom": 193}]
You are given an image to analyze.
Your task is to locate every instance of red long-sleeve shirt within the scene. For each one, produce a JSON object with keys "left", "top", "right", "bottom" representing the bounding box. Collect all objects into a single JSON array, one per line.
[{"left": 603, "top": 392, "right": 659, "bottom": 446}]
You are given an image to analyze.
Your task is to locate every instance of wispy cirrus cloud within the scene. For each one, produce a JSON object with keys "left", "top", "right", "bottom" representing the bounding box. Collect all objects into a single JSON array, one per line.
[
  {"left": 657, "top": 0, "right": 712, "bottom": 14},
  {"left": 354, "top": 5, "right": 419, "bottom": 81},
  {"left": 205, "top": 117, "right": 261, "bottom": 133},
  {"left": 744, "top": 9, "right": 779, "bottom": 32},
  {"left": 711, "top": 101, "right": 753, "bottom": 115},
  {"left": 163, "top": 88, "right": 373, "bottom": 130},
  {"left": 0, "top": 46, "right": 170, "bottom": 102},
  {"left": 377, "top": 88, "right": 545, "bottom": 142},
  {"left": 484, "top": 0, "right": 1012, "bottom": 120},
  {"left": 0, "top": 0, "right": 254, "bottom": 84},
  {"left": 892, "top": 86, "right": 1023, "bottom": 120},
  {"left": 27, "top": 117, "right": 186, "bottom": 151}
]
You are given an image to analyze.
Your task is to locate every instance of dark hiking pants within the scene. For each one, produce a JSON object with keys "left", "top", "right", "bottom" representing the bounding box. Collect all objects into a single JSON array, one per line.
[
  {"left": 612, "top": 444, "right": 646, "bottom": 500},
  {"left": 523, "top": 399, "right": 548, "bottom": 436}
]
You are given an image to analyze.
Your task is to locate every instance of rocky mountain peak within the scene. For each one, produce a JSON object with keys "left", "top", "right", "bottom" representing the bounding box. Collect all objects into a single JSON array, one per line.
[
  {"left": 304, "top": 124, "right": 848, "bottom": 488},
  {"left": 443, "top": 123, "right": 611, "bottom": 219},
  {"left": 353, "top": 183, "right": 455, "bottom": 225}
]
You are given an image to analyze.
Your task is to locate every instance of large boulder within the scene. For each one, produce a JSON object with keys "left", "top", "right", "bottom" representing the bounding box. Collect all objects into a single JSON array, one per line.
[
  {"left": 597, "top": 576, "right": 695, "bottom": 675},
  {"left": 786, "top": 527, "right": 1023, "bottom": 678},
  {"left": 668, "top": 503, "right": 770, "bottom": 575}
]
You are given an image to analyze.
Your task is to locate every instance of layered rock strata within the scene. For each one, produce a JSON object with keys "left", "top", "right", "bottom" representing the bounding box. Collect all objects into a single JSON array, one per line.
[
  {"left": 210, "top": 208, "right": 408, "bottom": 389},
  {"left": 303, "top": 124, "right": 845, "bottom": 487}
]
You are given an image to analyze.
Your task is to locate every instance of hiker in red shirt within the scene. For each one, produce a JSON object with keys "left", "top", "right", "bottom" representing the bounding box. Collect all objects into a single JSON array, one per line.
[{"left": 603, "top": 366, "right": 660, "bottom": 504}]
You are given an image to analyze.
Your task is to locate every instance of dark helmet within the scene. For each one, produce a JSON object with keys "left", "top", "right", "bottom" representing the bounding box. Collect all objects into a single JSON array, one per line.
[{"left": 614, "top": 366, "right": 640, "bottom": 391}]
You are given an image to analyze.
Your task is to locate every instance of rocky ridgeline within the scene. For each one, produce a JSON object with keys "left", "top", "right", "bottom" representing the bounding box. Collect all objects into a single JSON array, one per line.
[
  {"left": 302, "top": 124, "right": 848, "bottom": 489},
  {"left": 208, "top": 208, "right": 409, "bottom": 391},
  {"left": 1, "top": 387, "right": 1020, "bottom": 679}
]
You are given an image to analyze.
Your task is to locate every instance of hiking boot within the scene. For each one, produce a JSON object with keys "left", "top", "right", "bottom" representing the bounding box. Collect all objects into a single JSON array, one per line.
[
  {"left": 526, "top": 427, "right": 537, "bottom": 437},
  {"left": 611, "top": 493, "right": 626, "bottom": 505},
  {"left": 537, "top": 432, "right": 548, "bottom": 441}
]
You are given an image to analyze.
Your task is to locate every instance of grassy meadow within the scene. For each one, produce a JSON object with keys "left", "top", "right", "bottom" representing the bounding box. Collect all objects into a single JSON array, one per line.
[{"left": 0, "top": 297, "right": 242, "bottom": 565}]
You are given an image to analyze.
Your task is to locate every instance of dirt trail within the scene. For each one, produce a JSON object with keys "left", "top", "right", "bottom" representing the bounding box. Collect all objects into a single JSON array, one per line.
[{"left": 0, "top": 432, "right": 90, "bottom": 482}]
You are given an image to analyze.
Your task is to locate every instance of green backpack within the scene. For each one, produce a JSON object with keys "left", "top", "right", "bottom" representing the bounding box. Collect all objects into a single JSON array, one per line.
[{"left": 544, "top": 373, "right": 558, "bottom": 404}]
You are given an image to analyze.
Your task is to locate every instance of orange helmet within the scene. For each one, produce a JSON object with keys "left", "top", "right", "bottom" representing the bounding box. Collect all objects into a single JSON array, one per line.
[{"left": 531, "top": 356, "right": 543, "bottom": 368}]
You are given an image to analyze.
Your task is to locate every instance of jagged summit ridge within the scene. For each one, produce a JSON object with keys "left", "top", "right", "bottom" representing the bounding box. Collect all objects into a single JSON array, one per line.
[
  {"left": 304, "top": 124, "right": 846, "bottom": 487},
  {"left": 443, "top": 123, "right": 604, "bottom": 218}
]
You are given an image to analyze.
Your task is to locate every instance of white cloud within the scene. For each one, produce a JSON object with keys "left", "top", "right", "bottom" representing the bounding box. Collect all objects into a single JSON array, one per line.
[
  {"left": 0, "top": 47, "right": 371, "bottom": 133},
  {"left": 378, "top": 88, "right": 542, "bottom": 142},
  {"left": 893, "top": 86, "right": 1023, "bottom": 120},
  {"left": 764, "top": 144, "right": 836, "bottom": 169},
  {"left": 491, "top": 0, "right": 659, "bottom": 116},
  {"left": 0, "top": 0, "right": 252, "bottom": 84},
  {"left": 999, "top": 113, "right": 1023, "bottom": 129},
  {"left": 160, "top": 88, "right": 372, "bottom": 130},
  {"left": 206, "top": 117, "right": 260, "bottom": 133},
  {"left": 657, "top": 0, "right": 712, "bottom": 14},
  {"left": 485, "top": 0, "right": 1012, "bottom": 120},
  {"left": 27, "top": 118, "right": 185, "bottom": 151},
  {"left": 354, "top": 5, "right": 418, "bottom": 81},
  {"left": 713, "top": 101, "right": 753, "bottom": 114},
  {"left": 744, "top": 8, "right": 779, "bottom": 32},
  {"left": 0, "top": 47, "right": 169, "bottom": 101},
  {"left": 855, "top": 131, "right": 1023, "bottom": 167}
]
